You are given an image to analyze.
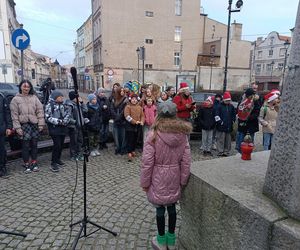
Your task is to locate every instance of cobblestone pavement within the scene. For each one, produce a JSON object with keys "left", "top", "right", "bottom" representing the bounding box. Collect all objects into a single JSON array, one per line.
[{"left": 0, "top": 137, "right": 264, "bottom": 250}]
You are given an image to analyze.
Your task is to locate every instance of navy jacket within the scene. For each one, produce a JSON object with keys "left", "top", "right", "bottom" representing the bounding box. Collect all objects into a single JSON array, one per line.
[
  {"left": 215, "top": 102, "right": 236, "bottom": 133},
  {"left": 198, "top": 106, "right": 215, "bottom": 130}
]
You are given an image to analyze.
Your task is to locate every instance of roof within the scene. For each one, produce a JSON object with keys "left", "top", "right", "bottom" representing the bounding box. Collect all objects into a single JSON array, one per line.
[{"left": 278, "top": 35, "right": 291, "bottom": 43}]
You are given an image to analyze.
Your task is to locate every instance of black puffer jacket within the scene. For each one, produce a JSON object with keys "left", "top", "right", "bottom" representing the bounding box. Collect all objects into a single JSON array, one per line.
[
  {"left": 215, "top": 102, "right": 236, "bottom": 133},
  {"left": 110, "top": 97, "right": 127, "bottom": 126},
  {"left": 198, "top": 106, "right": 215, "bottom": 130},
  {"left": 86, "top": 103, "right": 101, "bottom": 132},
  {"left": 97, "top": 96, "right": 111, "bottom": 123},
  {"left": 0, "top": 93, "right": 12, "bottom": 136}
]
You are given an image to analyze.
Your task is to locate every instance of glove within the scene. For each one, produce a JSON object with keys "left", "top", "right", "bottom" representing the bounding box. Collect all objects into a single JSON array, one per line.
[{"left": 84, "top": 118, "right": 90, "bottom": 124}]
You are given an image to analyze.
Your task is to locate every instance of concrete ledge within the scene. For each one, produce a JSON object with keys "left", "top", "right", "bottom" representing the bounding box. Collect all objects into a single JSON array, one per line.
[{"left": 179, "top": 151, "right": 290, "bottom": 250}]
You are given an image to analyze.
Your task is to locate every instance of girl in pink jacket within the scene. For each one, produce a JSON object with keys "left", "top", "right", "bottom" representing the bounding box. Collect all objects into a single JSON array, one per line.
[
  {"left": 143, "top": 97, "right": 157, "bottom": 142},
  {"left": 140, "top": 102, "right": 192, "bottom": 250}
]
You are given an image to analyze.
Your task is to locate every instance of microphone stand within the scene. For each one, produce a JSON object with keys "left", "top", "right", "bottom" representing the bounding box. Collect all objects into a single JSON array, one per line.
[
  {"left": 0, "top": 230, "right": 26, "bottom": 237},
  {"left": 69, "top": 68, "right": 117, "bottom": 250}
]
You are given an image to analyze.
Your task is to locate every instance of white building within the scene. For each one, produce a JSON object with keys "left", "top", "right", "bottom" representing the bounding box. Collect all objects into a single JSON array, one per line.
[
  {"left": 0, "top": 0, "right": 19, "bottom": 83},
  {"left": 252, "top": 31, "right": 291, "bottom": 91}
]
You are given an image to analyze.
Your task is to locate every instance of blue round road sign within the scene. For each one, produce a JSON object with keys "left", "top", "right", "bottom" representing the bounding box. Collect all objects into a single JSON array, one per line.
[{"left": 11, "top": 28, "right": 30, "bottom": 50}]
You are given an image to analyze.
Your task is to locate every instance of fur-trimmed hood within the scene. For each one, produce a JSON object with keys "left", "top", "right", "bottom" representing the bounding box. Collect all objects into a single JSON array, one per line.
[
  {"left": 154, "top": 118, "right": 192, "bottom": 134},
  {"left": 153, "top": 118, "right": 192, "bottom": 147}
]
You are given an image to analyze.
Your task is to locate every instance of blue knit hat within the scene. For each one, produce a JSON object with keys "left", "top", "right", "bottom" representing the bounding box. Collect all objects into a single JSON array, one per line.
[
  {"left": 50, "top": 90, "right": 64, "bottom": 101},
  {"left": 87, "top": 93, "right": 96, "bottom": 102}
]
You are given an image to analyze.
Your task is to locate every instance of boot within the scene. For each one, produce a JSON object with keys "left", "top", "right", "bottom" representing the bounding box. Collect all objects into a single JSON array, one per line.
[
  {"left": 166, "top": 232, "right": 176, "bottom": 250},
  {"left": 151, "top": 234, "right": 167, "bottom": 250}
]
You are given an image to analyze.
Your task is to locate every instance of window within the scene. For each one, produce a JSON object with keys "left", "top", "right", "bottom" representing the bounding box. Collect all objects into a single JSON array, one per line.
[
  {"left": 269, "top": 37, "right": 274, "bottom": 45},
  {"left": 145, "top": 64, "right": 153, "bottom": 69},
  {"left": 255, "top": 64, "right": 261, "bottom": 74},
  {"left": 145, "top": 11, "right": 154, "bottom": 17},
  {"left": 269, "top": 50, "right": 273, "bottom": 57},
  {"left": 278, "top": 63, "right": 284, "bottom": 71},
  {"left": 266, "top": 64, "right": 274, "bottom": 72},
  {"left": 174, "top": 52, "right": 180, "bottom": 66},
  {"left": 145, "top": 39, "right": 153, "bottom": 44},
  {"left": 174, "top": 26, "right": 182, "bottom": 42},
  {"left": 257, "top": 51, "right": 262, "bottom": 59},
  {"left": 279, "top": 48, "right": 286, "bottom": 57},
  {"left": 175, "top": 0, "right": 182, "bottom": 16},
  {"left": 210, "top": 45, "right": 216, "bottom": 55}
]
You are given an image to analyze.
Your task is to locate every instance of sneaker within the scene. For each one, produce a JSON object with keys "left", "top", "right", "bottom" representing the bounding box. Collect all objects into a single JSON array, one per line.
[
  {"left": 31, "top": 162, "right": 40, "bottom": 172},
  {"left": 77, "top": 155, "right": 84, "bottom": 161},
  {"left": 90, "top": 150, "right": 97, "bottom": 157},
  {"left": 95, "top": 150, "right": 101, "bottom": 156},
  {"left": 23, "top": 163, "right": 31, "bottom": 174},
  {"left": 203, "top": 150, "right": 207, "bottom": 156},
  {"left": 166, "top": 232, "right": 176, "bottom": 250},
  {"left": 50, "top": 164, "right": 59, "bottom": 172},
  {"left": 57, "top": 160, "right": 65, "bottom": 166},
  {"left": 217, "top": 152, "right": 224, "bottom": 157},
  {"left": 151, "top": 235, "right": 167, "bottom": 250}
]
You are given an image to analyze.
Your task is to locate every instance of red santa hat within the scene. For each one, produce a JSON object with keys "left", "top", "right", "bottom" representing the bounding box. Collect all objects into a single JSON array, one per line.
[
  {"left": 223, "top": 91, "right": 231, "bottom": 101},
  {"left": 264, "top": 92, "right": 273, "bottom": 101},
  {"left": 267, "top": 93, "right": 278, "bottom": 103},
  {"left": 271, "top": 89, "right": 281, "bottom": 96},
  {"left": 179, "top": 82, "right": 189, "bottom": 91}
]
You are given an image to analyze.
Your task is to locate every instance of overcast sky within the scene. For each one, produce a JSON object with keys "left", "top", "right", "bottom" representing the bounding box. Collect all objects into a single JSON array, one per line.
[{"left": 14, "top": 0, "right": 299, "bottom": 65}]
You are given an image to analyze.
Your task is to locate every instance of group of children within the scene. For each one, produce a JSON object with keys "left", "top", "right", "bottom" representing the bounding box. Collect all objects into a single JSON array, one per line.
[{"left": 198, "top": 83, "right": 281, "bottom": 157}]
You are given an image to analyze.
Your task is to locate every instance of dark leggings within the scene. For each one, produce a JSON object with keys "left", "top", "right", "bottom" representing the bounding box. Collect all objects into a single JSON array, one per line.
[
  {"left": 22, "top": 139, "right": 38, "bottom": 163},
  {"left": 156, "top": 204, "right": 177, "bottom": 236}
]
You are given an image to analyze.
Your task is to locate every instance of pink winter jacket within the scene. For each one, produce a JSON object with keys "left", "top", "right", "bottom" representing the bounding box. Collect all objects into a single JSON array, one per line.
[
  {"left": 140, "top": 129, "right": 191, "bottom": 206},
  {"left": 143, "top": 105, "right": 157, "bottom": 126}
]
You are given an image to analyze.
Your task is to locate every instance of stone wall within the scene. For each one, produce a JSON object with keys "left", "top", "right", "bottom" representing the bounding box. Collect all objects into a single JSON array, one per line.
[{"left": 180, "top": 152, "right": 300, "bottom": 250}]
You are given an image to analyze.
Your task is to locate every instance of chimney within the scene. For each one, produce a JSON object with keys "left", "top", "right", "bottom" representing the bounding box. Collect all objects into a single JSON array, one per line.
[{"left": 231, "top": 20, "right": 242, "bottom": 41}]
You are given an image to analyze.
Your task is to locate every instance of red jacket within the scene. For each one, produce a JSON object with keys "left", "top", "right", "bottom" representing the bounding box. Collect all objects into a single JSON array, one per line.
[{"left": 173, "top": 94, "right": 195, "bottom": 119}]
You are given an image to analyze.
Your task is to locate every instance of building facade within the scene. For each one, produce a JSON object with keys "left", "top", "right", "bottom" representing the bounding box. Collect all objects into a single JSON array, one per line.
[
  {"left": 251, "top": 31, "right": 291, "bottom": 91},
  {"left": 197, "top": 18, "right": 252, "bottom": 91},
  {"left": 90, "top": 0, "right": 203, "bottom": 90},
  {"left": 0, "top": 0, "right": 19, "bottom": 83}
]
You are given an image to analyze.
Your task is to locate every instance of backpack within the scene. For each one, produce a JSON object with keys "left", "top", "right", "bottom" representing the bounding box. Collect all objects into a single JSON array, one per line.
[{"left": 263, "top": 105, "right": 268, "bottom": 119}]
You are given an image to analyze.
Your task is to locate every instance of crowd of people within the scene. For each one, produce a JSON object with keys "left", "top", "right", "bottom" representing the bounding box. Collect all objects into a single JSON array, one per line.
[
  {"left": 0, "top": 79, "right": 282, "bottom": 249},
  {"left": 0, "top": 79, "right": 281, "bottom": 177}
]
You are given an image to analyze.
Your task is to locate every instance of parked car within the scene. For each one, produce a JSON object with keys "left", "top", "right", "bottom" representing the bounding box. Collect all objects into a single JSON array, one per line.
[{"left": 0, "top": 82, "right": 19, "bottom": 103}]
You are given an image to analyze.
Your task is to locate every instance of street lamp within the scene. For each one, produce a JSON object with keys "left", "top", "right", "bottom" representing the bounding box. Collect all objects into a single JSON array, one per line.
[
  {"left": 54, "top": 59, "right": 60, "bottom": 88},
  {"left": 223, "top": 0, "right": 243, "bottom": 92},
  {"left": 282, "top": 39, "right": 291, "bottom": 88},
  {"left": 136, "top": 47, "right": 140, "bottom": 83},
  {"left": 209, "top": 55, "right": 214, "bottom": 90}
]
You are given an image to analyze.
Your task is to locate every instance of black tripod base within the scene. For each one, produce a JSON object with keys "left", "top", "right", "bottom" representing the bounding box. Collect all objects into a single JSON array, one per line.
[
  {"left": 0, "top": 230, "right": 27, "bottom": 237},
  {"left": 70, "top": 218, "right": 117, "bottom": 250}
]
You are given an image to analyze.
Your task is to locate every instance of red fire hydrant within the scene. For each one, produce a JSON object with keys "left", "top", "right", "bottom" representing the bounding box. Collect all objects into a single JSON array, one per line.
[{"left": 240, "top": 134, "right": 254, "bottom": 160}]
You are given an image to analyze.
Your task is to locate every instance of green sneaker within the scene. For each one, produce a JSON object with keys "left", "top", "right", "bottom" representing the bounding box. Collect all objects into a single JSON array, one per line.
[
  {"left": 166, "top": 232, "right": 176, "bottom": 250},
  {"left": 151, "top": 234, "right": 167, "bottom": 250}
]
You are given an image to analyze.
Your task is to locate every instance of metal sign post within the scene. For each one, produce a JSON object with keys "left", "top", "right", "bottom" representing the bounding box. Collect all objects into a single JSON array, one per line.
[{"left": 11, "top": 25, "right": 30, "bottom": 81}]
